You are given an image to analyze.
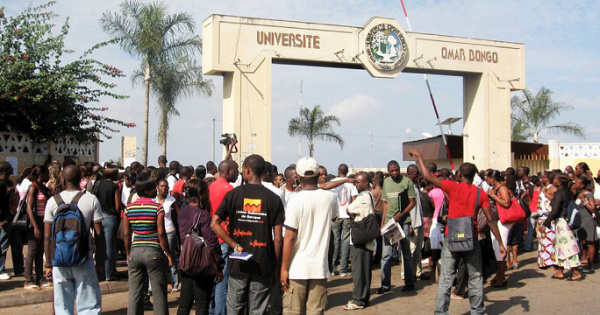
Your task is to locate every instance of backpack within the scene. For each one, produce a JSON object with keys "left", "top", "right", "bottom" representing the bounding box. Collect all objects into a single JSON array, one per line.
[
  {"left": 49, "top": 191, "right": 89, "bottom": 267},
  {"left": 565, "top": 200, "right": 581, "bottom": 230}
]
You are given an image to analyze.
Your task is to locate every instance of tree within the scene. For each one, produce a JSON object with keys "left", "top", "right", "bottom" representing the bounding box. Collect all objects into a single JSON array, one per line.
[
  {"left": 133, "top": 54, "right": 213, "bottom": 156},
  {"left": 0, "top": 2, "right": 130, "bottom": 143},
  {"left": 101, "top": 0, "right": 202, "bottom": 166},
  {"left": 511, "top": 87, "right": 585, "bottom": 143},
  {"left": 288, "top": 105, "right": 344, "bottom": 157}
]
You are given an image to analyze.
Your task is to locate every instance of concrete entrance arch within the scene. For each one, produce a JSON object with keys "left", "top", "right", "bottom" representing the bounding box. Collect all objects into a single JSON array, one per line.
[{"left": 203, "top": 15, "right": 525, "bottom": 169}]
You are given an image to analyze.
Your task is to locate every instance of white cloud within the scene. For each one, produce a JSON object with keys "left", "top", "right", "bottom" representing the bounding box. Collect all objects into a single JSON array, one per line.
[{"left": 328, "top": 94, "right": 381, "bottom": 125}]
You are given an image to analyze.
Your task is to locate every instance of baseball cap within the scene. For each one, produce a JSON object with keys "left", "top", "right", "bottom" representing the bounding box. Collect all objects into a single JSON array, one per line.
[{"left": 296, "top": 157, "right": 319, "bottom": 177}]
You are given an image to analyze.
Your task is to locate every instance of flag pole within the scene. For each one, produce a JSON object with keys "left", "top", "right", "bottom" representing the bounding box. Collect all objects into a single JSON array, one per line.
[{"left": 400, "top": 0, "right": 455, "bottom": 172}]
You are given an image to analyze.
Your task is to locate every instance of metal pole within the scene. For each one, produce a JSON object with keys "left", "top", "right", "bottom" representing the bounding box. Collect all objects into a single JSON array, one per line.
[
  {"left": 400, "top": 0, "right": 455, "bottom": 171},
  {"left": 212, "top": 117, "right": 215, "bottom": 162},
  {"left": 299, "top": 80, "right": 303, "bottom": 159}
]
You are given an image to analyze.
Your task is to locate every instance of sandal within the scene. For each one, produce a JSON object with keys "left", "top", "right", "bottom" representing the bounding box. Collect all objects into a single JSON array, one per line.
[
  {"left": 567, "top": 276, "right": 583, "bottom": 281},
  {"left": 491, "top": 280, "right": 507, "bottom": 288},
  {"left": 550, "top": 275, "right": 564, "bottom": 280},
  {"left": 343, "top": 301, "right": 365, "bottom": 310},
  {"left": 24, "top": 283, "right": 40, "bottom": 290}
]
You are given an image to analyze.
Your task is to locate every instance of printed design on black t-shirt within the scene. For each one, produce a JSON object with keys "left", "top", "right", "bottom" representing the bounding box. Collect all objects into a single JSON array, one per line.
[
  {"left": 237, "top": 198, "right": 267, "bottom": 224},
  {"left": 243, "top": 198, "right": 262, "bottom": 213}
]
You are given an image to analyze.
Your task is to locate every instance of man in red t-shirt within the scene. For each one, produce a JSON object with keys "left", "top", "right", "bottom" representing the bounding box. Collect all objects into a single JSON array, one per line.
[
  {"left": 208, "top": 160, "right": 239, "bottom": 315},
  {"left": 409, "top": 150, "right": 506, "bottom": 315}
]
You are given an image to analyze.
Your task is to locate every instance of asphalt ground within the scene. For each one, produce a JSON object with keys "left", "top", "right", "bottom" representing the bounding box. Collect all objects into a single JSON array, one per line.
[{"left": 1, "top": 247, "right": 600, "bottom": 314}]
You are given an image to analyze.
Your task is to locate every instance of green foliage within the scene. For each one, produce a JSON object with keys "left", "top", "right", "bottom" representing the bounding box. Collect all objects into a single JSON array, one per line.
[
  {"left": 511, "top": 87, "right": 585, "bottom": 143},
  {"left": 288, "top": 105, "right": 344, "bottom": 157},
  {"left": 0, "top": 1, "right": 130, "bottom": 143}
]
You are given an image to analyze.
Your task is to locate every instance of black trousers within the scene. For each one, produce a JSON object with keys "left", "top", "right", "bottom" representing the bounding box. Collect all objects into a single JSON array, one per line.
[
  {"left": 350, "top": 244, "right": 372, "bottom": 307},
  {"left": 177, "top": 272, "right": 215, "bottom": 315}
]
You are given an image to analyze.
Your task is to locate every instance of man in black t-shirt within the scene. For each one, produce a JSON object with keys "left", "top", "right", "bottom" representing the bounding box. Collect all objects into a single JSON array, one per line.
[
  {"left": 94, "top": 167, "right": 121, "bottom": 281},
  {"left": 212, "top": 155, "right": 284, "bottom": 315}
]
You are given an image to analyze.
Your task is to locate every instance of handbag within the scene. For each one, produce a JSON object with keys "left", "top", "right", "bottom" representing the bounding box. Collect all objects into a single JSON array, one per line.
[
  {"left": 446, "top": 189, "right": 479, "bottom": 253},
  {"left": 421, "top": 237, "right": 432, "bottom": 258},
  {"left": 12, "top": 198, "right": 30, "bottom": 231},
  {"left": 179, "top": 211, "right": 218, "bottom": 276},
  {"left": 498, "top": 192, "right": 527, "bottom": 224},
  {"left": 350, "top": 193, "right": 381, "bottom": 245}
]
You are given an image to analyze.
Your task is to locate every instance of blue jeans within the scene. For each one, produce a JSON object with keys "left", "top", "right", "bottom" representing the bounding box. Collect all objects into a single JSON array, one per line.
[
  {"left": 227, "top": 273, "right": 272, "bottom": 315},
  {"left": 53, "top": 257, "right": 102, "bottom": 314},
  {"left": 435, "top": 239, "right": 485, "bottom": 314},
  {"left": 102, "top": 213, "right": 118, "bottom": 280},
  {"left": 0, "top": 221, "right": 10, "bottom": 274},
  {"left": 167, "top": 232, "right": 179, "bottom": 289},
  {"left": 331, "top": 218, "right": 351, "bottom": 273},
  {"left": 210, "top": 242, "right": 229, "bottom": 315},
  {"left": 523, "top": 217, "right": 536, "bottom": 251},
  {"left": 380, "top": 223, "right": 414, "bottom": 289}
]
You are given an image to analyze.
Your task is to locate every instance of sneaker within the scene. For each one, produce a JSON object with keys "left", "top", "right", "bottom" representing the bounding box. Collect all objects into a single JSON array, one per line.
[
  {"left": 0, "top": 273, "right": 11, "bottom": 280},
  {"left": 375, "top": 287, "right": 390, "bottom": 294},
  {"left": 171, "top": 288, "right": 179, "bottom": 293},
  {"left": 331, "top": 270, "right": 340, "bottom": 276},
  {"left": 400, "top": 284, "right": 415, "bottom": 292},
  {"left": 340, "top": 272, "right": 352, "bottom": 277}
]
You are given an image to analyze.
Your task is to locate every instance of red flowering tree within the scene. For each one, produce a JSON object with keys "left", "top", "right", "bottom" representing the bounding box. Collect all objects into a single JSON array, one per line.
[{"left": 0, "top": 1, "right": 132, "bottom": 143}]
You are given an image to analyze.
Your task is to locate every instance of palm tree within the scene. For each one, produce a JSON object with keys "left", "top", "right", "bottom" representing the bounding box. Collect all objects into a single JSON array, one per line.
[
  {"left": 511, "top": 87, "right": 585, "bottom": 143},
  {"left": 101, "top": 0, "right": 201, "bottom": 166},
  {"left": 288, "top": 105, "right": 344, "bottom": 157},
  {"left": 133, "top": 54, "right": 213, "bottom": 156}
]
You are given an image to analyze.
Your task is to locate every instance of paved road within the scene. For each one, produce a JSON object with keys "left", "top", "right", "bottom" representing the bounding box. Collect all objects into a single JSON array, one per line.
[{"left": 2, "top": 250, "right": 599, "bottom": 314}]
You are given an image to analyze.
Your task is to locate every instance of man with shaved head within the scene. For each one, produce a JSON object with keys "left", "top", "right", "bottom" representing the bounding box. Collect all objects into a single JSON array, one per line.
[
  {"left": 44, "top": 165, "right": 106, "bottom": 314},
  {"left": 208, "top": 159, "right": 239, "bottom": 315}
]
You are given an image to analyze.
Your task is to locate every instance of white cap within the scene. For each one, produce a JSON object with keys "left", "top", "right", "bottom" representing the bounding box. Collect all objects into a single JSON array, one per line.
[{"left": 296, "top": 157, "right": 319, "bottom": 177}]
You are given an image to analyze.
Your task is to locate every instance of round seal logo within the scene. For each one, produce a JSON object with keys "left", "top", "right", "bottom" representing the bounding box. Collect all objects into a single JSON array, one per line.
[{"left": 365, "top": 24, "right": 408, "bottom": 71}]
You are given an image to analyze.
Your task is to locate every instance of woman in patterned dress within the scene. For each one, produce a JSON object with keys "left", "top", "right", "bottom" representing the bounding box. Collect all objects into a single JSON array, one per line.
[
  {"left": 537, "top": 171, "right": 557, "bottom": 268},
  {"left": 542, "top": 173, "right": 583, "bottom": 280}
]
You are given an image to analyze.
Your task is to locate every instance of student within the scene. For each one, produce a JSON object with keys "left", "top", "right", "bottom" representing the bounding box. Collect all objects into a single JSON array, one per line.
[
  {"left": 123, "top": 173, "right": 173, "bottom": 315},
  {"left": 409, "top": 150, "right": 506, "bottom": 314},
  {"left": 177, "top": 179, "right": 223, "bottom": 315},
  {"left": 211, "top": 155, "right": 284, "bottom": 315}
]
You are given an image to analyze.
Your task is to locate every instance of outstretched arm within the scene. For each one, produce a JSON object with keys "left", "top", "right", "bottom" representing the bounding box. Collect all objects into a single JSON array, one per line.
[{"left": 409, "top": 150, "right": 442, "bottom": 188}]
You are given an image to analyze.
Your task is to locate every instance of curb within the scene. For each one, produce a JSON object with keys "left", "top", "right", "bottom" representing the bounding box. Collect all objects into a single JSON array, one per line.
[{"left": 0, "top": 280, "right": 129, "bottom": 308}]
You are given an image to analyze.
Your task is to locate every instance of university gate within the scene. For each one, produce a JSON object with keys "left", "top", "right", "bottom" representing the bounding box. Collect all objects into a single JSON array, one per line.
[{"left": 202, "top": 15, "right": 525, "bottom": 169}]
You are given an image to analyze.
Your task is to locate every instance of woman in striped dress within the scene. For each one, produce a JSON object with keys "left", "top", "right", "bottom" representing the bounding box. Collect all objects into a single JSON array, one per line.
[
  {"left": 24, "top": 165, "right": 50, "bottom": 289},
  {"left": 123, "top": 173, "right": 173, "bottom": 315}
]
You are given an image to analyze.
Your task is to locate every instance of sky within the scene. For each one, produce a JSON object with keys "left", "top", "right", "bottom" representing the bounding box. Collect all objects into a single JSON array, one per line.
[{"left": 4, "top": 0, "right": 600, "bottom": 172}]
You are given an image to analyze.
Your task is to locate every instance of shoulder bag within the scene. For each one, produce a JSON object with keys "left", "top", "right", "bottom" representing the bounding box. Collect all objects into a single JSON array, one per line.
[
  {"left": 12, "top": 181, "right": 49, "bottom": 231},
  {"left": 498, "top": 191, "right": 527, "bottom": 224},
  {"left": 179, "top": 210, "right": 218, "bottom": 276},
  {"left": 445, "top": 189, "right": 479, "bottom": 252},
  {"left": 350, "top": 193, "right": 381, "bottom": 245}
]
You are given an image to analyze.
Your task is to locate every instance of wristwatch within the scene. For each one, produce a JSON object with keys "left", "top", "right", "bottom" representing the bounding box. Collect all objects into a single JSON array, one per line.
[{"left": 233, "top": 244, "right": 240, "bottom": 252}]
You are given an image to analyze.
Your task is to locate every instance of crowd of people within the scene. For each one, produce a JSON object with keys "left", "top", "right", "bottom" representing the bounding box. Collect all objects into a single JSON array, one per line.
[{"left": 0, "top": 148, "right": 599, "bottom": 314}]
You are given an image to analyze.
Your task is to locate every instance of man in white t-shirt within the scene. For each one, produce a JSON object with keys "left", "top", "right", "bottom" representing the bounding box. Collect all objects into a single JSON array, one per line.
[
  {"left": 43, "top": 165, "right": 105, "bottom": 314},
  {"left": 281, "top": 157, "right": 338, "bottom": 315},
  {"left": 331, "top": 164, "right": 358, "bottom": 276}
]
